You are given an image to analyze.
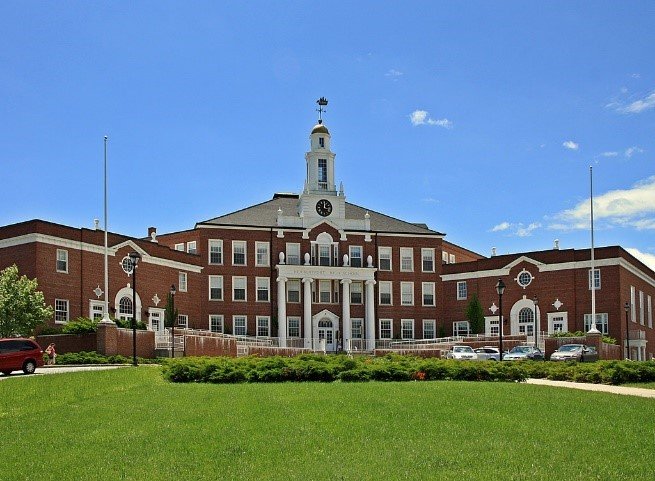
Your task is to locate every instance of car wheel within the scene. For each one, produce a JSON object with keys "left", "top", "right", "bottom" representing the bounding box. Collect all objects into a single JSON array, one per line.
[{"left": 22, "top": 360, "right": 37, "bottom": 375}]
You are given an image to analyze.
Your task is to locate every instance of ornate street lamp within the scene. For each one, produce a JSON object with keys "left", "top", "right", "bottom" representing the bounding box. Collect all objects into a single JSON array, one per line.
[
  {"left": 624, "top": 301, "right": 631, "bottom": 360},
  {"left": 533, "top": 295, "right": 539, "bottom": 349},
  {"left": 170, "top": 284, "right": 176, "bottom": 359},
  {"left": 128, "top": 251, "right": 141, "bottom": 366},
  {"left": 496, "top": 279, "right": 506, "bottom": 360}
]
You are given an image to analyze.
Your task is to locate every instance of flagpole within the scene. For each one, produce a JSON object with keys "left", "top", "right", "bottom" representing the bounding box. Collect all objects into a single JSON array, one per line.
[
  {"left": 100, "top": 135, "right": 113, "bottom": 324},
  {"left": 589, "top": 165, "right": 599, "bottom": 333}
]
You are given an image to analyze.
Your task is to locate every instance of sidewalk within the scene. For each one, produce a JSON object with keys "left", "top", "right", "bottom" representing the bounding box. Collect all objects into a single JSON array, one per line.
[{"left": 526, "top": 378, "right": 655, "bottom": 399}]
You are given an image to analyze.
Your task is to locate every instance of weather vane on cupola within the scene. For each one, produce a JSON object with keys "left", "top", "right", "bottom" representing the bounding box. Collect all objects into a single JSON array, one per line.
[{"left": 316, "top": 97, "right": 328, "bottom": 123}]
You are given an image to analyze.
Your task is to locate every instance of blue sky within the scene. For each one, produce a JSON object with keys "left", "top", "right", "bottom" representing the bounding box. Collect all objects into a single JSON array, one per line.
[{"left": 1, "top": 2, "right": 654, "bottom": 269}]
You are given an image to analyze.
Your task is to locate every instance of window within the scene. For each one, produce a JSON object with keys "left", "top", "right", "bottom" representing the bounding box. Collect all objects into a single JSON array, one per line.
[
  {"left": 288, "top": 317, "right": 301, "bottom": 338},
  {"left": 351, "top": 319, "right": 363, "bottom": 339},
  {"left": 552, "top": 316, "right": 565, "bottom": 332},
  {"left": 233, "top": 316, "right": 247, "bottom": 336},
  {"left": 232, "top": 241, "right": 246, "bottom": 265},
  {"left": 423, "top": 319, "right": 436, "bottom": 339},
  {"left": 421, "top": 249, "right": 434, "bottom": 272},
  {"left": 209, "top": 315, "right": 224, "bottom": 333},
  {"left": 457, "top": 281, "right": 467, "bottom": 300},
  {"left": 256, "top": 316, "right": 270, "bottom": 337},
  {"left": 631, "top": 286, "right": 636, "bottom": 322},
  {"left": 488, "top": 318, "right": 499, "bottom": 336},
  {"left": 349, "top": 246, "right": 362, "bottom": 267},
  {"left": 256, "top": 242, "right": 269, "bottom": 267},
  {"left": 177, "top": 315, "right": 188, "bottom": 329},
  {"left": 209, "top": 240, "right": 223, "bottom": 264},
  {"left": 286, "top": 243, "right": 300, "bottom": 265},
  {"left": 209, "top": 275, "right": 223, "bottom": 301},
  {"left": 401, "top": 319, "right": 414, "bottom": 339},
  {"left": 422, "top": 283, "right": 435, "bottom": 306},
  {"left": 287, "top": 280, "right": 301, "bottom": 303},
  {"left": 584, "top": 313, "right": 609, "bottom": 335},
  {"left": 400, "top": 248, "right": 413, "bottom": 272},
  {"left": 319, "top": 137, "right": 324, "bottom": 148},
  {"left": 648, "top": 295, "right": 653, "bottom": 329},
  {"left": 90, "top": 302, "right": 104, "bottom": 320},
  {"left": 379, "top": 319, "right": 392, "bottom": 339},
  {"left": 318, "top": 159, "right": 327, "bottom": 189},
  {"left": 517, "top": 270, "right": 533, "bottom": 288},
  {"left": 378, "top": 247, "right": 392, "bottom": 271},
  {"left": 174, "top": 243, "right": 184, "bottom": 251},
  {"left": 232, "top": 276, "right": 247, "bottom": 301},
  {"left": 518, "top": 307, "right": 535, "bottom": 336},
  {"left": 56, "top": 249, "right": 68, "bottom": 273},
  {"left": 401, "top": 282, "right": 414, "bottom": 306},
  {"left": 350, "top": 282, "right": 363, "bottom": 304},
  {"left": 256, "top": 277, "right": 270, "bottom": 302},
  {"left": 442, "top": 251, "right": 449, "bottom": 264},
  {"left": 449, "top": 254, "right": 456, "bottom": 264},
  {"left": 118, "top": 297, "right": 132, "bottom": 321},
  {"left": 547, "top": 312, "right": 568, "bottom": 334},
  {"left": 319, "top": 245, "right": 330, "bottom": 266},
  {"left": 187, "top": 241, "right": 197, "bottom": 254},
  {"left": 453, "top": 321, "right": 470, "bottom": 336},
  {"left": 55, "top": 299, "right": 69, "bottom": 323},
  {"left": 588, "top": 269, "right": 601, "bottom": 290},
  {"left": 319, "top": 280, "right": 331, "bottom": 303},
  {"left": 178, "top": 272, "right": 187, "bottom": 292},
  {"left": 379, "top": 281, "right": 392, "bottom": 305},
  {"left": 639, "top": 291, "right": 645, "bottom": 325}
]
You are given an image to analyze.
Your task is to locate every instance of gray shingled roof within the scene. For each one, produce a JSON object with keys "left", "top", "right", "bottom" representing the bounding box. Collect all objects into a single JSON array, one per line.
[{"left": 197, "top": 195, "right": 444, "bottom": 236}]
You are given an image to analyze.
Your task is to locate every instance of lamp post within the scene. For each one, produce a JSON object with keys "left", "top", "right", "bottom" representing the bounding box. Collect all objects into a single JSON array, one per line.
[
  {"left": 533, "top": 295, "right": 539, "bottom": 349},
  {"left": 128, "top": 251, "right": 141, "bottom": 367},
  {"left": 624, "top": 301, "right": 630, "bottom": 360},
  {"left": 496, "top": 279, "right": 506, "bottom": 360},
  {"left": 170, "top": 284, "right": 176, "bottom": 359}
]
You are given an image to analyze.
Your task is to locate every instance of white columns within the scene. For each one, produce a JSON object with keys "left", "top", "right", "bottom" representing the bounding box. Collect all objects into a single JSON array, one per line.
[
  {"left": 302, "top": 278, "right": 313, "bottom": 349},
  {"left": 277, "top": 276, "right": 287, "bottom": 348},
  {"left": 341, "top": 279, "right": 352, "bottom": 352},
  {"left": 365, "top": 279, "right": 376, "bottom": 351}
]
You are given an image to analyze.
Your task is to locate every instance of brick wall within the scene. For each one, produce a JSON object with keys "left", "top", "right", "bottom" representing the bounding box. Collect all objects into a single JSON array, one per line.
[
  {"left": 35, "top": 333, "right": 97, "bottom": 354},
  {"left": 184, "top": 336, "right": 237, "bottom": 357}
]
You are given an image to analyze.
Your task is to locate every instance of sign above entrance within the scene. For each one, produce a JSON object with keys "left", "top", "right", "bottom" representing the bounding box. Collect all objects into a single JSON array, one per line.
[{"left": 277, "top": 264, "right": 376, "bottom": 281}]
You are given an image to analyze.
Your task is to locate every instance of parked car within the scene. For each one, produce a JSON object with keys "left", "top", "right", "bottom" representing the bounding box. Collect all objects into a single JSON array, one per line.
[
  {"left": 503, "top": 345, "right": 544, "bottom": 361},
  {"left": 474, "top": 346, "right": 501, "bottom": 361},
  {"left": 0, "top": 338, "right": 44, "bottom": 375},
  {"left": 550, "top": 344, "right": 599, "bottom": 362},
  {"left": 445, "top": 345, "right": 477, "bottom": 360}
]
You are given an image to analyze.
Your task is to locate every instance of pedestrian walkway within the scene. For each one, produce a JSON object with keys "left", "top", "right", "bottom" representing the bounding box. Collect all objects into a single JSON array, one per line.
[{"left": 526, "top": 378, "right": 655, "bottom": 399}]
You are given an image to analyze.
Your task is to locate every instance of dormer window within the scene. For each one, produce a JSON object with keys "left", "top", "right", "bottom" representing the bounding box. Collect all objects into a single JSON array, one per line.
[{"left": 319, "top": 137, "right": 325, "bottom": 148}]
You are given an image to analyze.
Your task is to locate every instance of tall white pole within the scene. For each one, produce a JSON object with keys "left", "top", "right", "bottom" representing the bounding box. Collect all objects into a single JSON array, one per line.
[
  {"left": 589, "top": 166, "right": 599, "bottom": 333},
  {"left": 101, "top": 136, "right": 113, "bottom": 324}
]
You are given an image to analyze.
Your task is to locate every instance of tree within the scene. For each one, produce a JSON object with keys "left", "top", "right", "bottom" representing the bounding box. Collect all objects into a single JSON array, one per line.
[
  {"left": 466, "top": 293, "right": 485, "bottom": 334},
  {"left": 164, "top": 292, "right": 178, "bottom": 328},
  {"left": 0, "top": 264, "right": 53, "bottom": 337}
]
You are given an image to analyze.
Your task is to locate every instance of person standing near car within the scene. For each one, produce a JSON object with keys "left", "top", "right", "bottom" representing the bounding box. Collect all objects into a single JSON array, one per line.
[{"left": 45, "top": 343, "right": 56, "bottom": 365}]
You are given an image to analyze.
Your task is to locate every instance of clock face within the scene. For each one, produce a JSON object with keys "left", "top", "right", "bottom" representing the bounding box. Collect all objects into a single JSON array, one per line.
[{"left": 316, "top": 199, "right": 333, "bottom": 217}]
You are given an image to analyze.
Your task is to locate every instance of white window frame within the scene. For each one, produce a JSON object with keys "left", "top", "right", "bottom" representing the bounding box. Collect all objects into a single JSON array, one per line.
[
  {"left": 442, "top": 251, "right": 449, "bottom": 264},
  {"left": 208, "top": 239, "right": 223, "bottom": 265},
  {"left": 631, "top": 286, "right": 636, "bottom": 322},
  {"left": 401, "top": 319, "right": 414, "bottom": 340},
  {"left": 421, "top": 248, "right": 434, "bottom": 273},
  {"left": 379, "top": 319, "right": 393, "bottom": 339},
  {"left": 349, "top": 246, "right": 363, "bottom": 267},
  {"left": 56, "top": 249, "right": 68, "bottom": 273},
  {"left": 256, "top": 316, "right": 270, "bottom": 338},
  {"left": 350, "top": 281, "right": 363, "bottom": 305},
  {"left": 255, "top": 242, "right": 270, "bottom": 267},
  {"left": 378, "top": 247, "right": 392, "bottom": 271},
  {"left": 351, "top": 319, "right": 363, "bottom": 339},
  {"left": 287, "top": 317, "right": 301, "bottom": 338},
  {"left": 422, "top": 282, "right": 435, "bottom": 306},
  {"left": 232, "top": 240, "right": 247, "bottom": 266},
  {"left": 209, "top": 315, "right": 224, "bottom": 333},
  {"left": 256, "top": 277, "right": 270, "bottom": 302},
  {"left": 449, "top": 254, "right": 456, "bottom": 264},
  {"left": 232, "top": 276, "right": 247, "bottom": 302},
  {"left": 401, "top": 282, "right": 414, "bottom": 306},
  {"left": 400, "top": 247, "right": 413, "bottom": 272},
  {"left": 178, "top": 272, "right": 188, "bottom": 292},
  {"left": 89, "top": 300, "right": 104, "bottom": 320},
  {"left": 187, "top": 241, "right": 197, "bottom": 254},
  {"left": 423, "top": 319, "right": 436, "bottom": 339},
  {"left": 233, "top": 315, "right": 247, "bottom": 336},
  {"left": 457, "top": 281, "right": 467, "bottom": 300},
  {"left": 286, "top": 243, "right": 301, "bottom": 265},
  {"left": 648, "top": 295, "right": 653, "bottom": 329},
  {"left": 319, "top": 280, "right": 331, "bottom": 303},
  {"left": 453, "top": 320, "right": 470, "bottom": 337},
  {"left": 148, "top": 308, "right": 165, "bottom": 332},
  {"left": 588, "top": 269, "right": 601, "bottom": 290},
  {"left": 55, "top": 299, "right": 69, "bottom": 324},
  {"left": 584, "top": 313, "right": 609, "bottom": 335},
  {"left": 547, "top": 312, "right": 569, "bottom": 334},
  {"left": 379, "top": 281, "right": 392, "bottom": 305},
  {"left": 177, "top": 314, "right": 188, "bottom": 329},
  {"left": 639, "top": 291, "right": 645, "bottom": 325},
  {"left": 174, "top": 243, "right": 184, "bottom": 252},
  {"left": 287, "top": 280, "right": 301, "bottom": 303},
  {"left": 209, "top": 275, "right": 223, "bottom": 301}
]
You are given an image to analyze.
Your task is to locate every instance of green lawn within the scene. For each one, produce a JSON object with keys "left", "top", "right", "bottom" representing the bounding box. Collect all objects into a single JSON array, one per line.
[{"left": 1, "top": 368, "right": 654, "bottom": 481}]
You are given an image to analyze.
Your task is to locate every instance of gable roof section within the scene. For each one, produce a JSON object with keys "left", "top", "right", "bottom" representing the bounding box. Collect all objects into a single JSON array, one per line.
[{"left": 197, "top": 195, "right": 445, "bottom": 236}]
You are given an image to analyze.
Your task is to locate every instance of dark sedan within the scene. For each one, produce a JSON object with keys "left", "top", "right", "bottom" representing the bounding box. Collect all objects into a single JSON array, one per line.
[{"left": 503, "top": 345, "right": 544, "bottom": 361}]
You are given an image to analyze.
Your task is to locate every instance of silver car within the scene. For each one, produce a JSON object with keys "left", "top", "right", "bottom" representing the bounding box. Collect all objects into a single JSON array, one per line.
[
  {"left": 503, "top": 345, "right": 544, "bottom": 361},
  {"left": 445, "top": 345, "right": 477, "bottom": 360},
  {"left": 474, "top": 347, "right": 501, "bottom": 361},
  {"left": 550, "top": 344, "right": 599, "bottom": 362}
]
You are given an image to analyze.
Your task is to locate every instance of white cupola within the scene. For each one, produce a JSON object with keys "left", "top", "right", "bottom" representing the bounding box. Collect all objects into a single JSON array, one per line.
[{"left": 304, "top": 98, "right": 337, "bottom": 196}]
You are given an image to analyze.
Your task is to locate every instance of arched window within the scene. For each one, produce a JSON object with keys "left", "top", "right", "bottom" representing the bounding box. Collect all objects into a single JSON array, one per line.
[
  {"left": 518, "top": 307, "right": 534, "bottom": 335},
  {"left": 318, "top": 319, "right": 333, "bottom": 328},
  {"left": 119, "top": 296, "right": 133, "bottom": 320}
]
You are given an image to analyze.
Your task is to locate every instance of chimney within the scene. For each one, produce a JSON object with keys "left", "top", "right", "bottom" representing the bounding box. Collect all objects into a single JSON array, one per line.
[
  {"left": 148, "top": 227, "right": 157, "bottom": 243},
  {"left": 94, "top": 219, "right": 100, "bottom": 230},
  {"left": 554, "top": 239, "right": 560, "bottom": 250},
  {"left": 491, "top": 247, "right": 497, "bottom": 257}
]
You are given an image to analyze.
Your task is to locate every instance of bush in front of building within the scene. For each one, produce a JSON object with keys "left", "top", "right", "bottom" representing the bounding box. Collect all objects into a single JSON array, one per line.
[
  {"left": 56, "top": 351, "right": 160, "bottom": 365},
  {"left": 60, "top": 317, "right": 99, "bottom": 334}
]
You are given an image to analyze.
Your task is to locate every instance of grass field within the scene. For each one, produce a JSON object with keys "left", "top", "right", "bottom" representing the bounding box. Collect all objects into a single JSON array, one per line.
[{"left": 2, "top": 367, "right": 654, "bottom": 481}]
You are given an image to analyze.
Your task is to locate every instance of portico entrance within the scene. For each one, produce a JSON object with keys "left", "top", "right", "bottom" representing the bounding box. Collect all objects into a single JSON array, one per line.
[
  {"left": 312, "top": 310, "right": 340, "bottom": 353},
  {"left": 318, "top": 319, "right": 335, "bottom": 352}
]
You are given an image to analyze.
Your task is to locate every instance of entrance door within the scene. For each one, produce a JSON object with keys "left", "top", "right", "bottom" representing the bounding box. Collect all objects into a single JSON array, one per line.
[{"left": 318, "top": 319, "right": 335, "bottom": 352}]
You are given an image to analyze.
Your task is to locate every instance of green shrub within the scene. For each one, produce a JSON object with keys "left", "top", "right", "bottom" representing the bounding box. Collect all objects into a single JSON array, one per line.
[
  {"left": 61, "top": 317, "right": 99, "bottom": 334},
  {"left": 56, "top": 351, "right": 158, "bottom": 365},
  {"left": 113, "top": 318, "right": 148, "bottom": 330}
]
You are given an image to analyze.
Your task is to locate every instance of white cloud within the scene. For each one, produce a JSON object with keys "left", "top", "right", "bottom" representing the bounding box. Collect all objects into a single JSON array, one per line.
[
  {"left": 563, "top": 140, "right": 579, "bottom": 151},
  {"left": 631, "top": 73, "right": 641, "bottom": 79},
  {"left": 551, "top": 176, "right": 655, "bottom": 231},
  {"left": 491, "top": 222, "right": 511, "bottom": 232},
  {"left": 620, "top": 87, "right": 628, "bottom": 94},
  {"left": 600, "top": 151, "right": 619, "bottom": 157},
  {"left": 409, "top": 110, "right": 453, "bottom": 129},
  {"left": 625, "top": 146, "right": 644, "bottom": 158},
  {"left": 619, "top": 91, "right": 655, "bottom": 114},
  {"left": 422, "top": 197, "right": 438, "bottom": 204},
  {"left": 516, "top": 222, "right": 542, "bottom": 237},
  {"left": 385, "top": 69, "right": 403, "bottom": 80},
  {"left": 626, "top": 248, "right": 655, "bottom": 272}
]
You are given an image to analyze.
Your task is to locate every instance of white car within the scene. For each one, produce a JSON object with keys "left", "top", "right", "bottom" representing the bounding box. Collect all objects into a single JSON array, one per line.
[
  {"left": 474, "top": 346, "right": 501, "bottom": 361},
  {"left": 445, "top": 345, "right": 477, "bottom": 360}
]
